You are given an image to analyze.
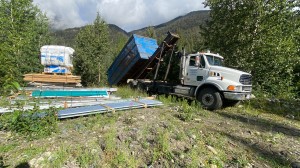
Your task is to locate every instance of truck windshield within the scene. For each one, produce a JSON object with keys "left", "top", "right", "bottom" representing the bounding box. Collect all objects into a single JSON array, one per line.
[{"left": 205, "top": 55, "right": 223, "bottom": 66}]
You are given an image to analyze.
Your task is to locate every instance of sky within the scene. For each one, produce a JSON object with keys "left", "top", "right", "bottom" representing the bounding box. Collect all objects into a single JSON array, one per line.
[{"left": 33, "top": 0, "right": 207, "bottom": 32}]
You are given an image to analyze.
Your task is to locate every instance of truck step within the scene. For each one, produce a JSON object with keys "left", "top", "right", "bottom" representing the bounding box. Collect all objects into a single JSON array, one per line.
[
  {"left": 169, "top": 93, "right": 194, "bottom": 99},
  {"left": 174, "top": 85, "right": 196, "bottom": 97}
]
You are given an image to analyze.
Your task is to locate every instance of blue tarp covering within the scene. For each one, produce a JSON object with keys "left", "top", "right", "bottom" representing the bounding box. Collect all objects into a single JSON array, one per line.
[{"left": 107, "top": 34, "right": 158, "bottom": 85}]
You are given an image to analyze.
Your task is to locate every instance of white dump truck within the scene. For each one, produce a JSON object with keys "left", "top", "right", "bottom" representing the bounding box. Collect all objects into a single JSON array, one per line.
[
  {"left": 173, "top": 50, "right": 252, "bottom": 109},
  {"left": 108, "top": 32, "right": 252, "bottom": 110}
]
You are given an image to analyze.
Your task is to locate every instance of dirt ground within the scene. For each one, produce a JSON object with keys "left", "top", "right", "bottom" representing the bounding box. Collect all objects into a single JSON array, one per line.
[{"left": 0, "top": 101, "right": 300, "bottom": 167}]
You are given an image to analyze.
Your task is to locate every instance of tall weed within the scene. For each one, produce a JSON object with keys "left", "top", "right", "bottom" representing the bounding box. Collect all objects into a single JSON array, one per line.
[
  {"left": 114, "top": 86, "right": 147, "bottom": 98},
  {"left": 157, "top": 95, "right": 176, "bottom": 105},
  {"left": 177, "top": 99, "right": 201, "bottom": 121},
  {"left": 152, "top": 130, "right": 174, "bottom": 163}
]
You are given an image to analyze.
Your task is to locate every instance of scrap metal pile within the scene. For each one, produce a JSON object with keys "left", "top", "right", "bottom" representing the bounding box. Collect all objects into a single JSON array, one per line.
[
  {"left": 0, "top": 87, "right": 163, "bottom": 119},
  {"left": 58, "top": 98, "right": 163, "bottom": 119}
]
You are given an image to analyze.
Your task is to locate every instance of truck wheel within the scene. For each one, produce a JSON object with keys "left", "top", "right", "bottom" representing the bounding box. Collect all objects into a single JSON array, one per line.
[
  {"left": 137, "top": 83, "right": 144, "bottom": 91},
  {"left": 129, "top": 82, "right": 136, "bottom": 89},
  {"left": 197, "top": 88, "right": 223, "bottom": 110}
]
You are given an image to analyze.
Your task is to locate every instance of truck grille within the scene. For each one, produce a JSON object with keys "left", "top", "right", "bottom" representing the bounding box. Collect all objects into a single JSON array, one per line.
[{"left": 239, "top": 74, "right": 252, "bottom": 85}]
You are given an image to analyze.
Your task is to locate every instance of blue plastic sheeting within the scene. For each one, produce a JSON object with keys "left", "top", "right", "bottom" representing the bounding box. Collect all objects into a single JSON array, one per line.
[
  {"left": 44, "top": 65, "right": 70, "bottom": 73},
  {"left": 107, "top": 34, "right": 158, "bottom": 85},
  {"left": 58, "top": 105, "right": 107, "bottom": 118},
  {"left": 57, "top": 99, "right": 163, "bottom": 119},
  {"left": 104, "top": 101, "right": 142, "bottom": 109},
  {"left": 32, "top": 90, "right": 109, "bottom": 97}
]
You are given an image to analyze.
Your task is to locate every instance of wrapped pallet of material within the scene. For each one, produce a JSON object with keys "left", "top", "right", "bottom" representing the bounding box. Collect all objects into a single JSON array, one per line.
[{"left": 40, "top": 45, "right": 74, "bottom": 67}]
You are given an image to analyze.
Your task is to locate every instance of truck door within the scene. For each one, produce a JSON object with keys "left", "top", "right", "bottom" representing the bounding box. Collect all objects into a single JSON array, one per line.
[{"left": 184, "top": 55, "right": 208, "bottom": 86}]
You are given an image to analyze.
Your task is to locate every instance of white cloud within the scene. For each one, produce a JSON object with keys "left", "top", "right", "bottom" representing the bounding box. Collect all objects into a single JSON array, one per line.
[
  {"left": 33, "top": 0, "right": 206, "bottom": 31},
  {"left": 33, "top": 0, "right": 88, "bottom": 29},
  {"left": 97, "top": 0, "right": 147, "bottom": 29}
]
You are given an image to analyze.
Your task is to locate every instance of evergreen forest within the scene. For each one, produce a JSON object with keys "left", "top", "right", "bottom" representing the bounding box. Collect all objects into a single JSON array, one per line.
[{"left": 0, "top": 0, "right": 299, "bottom": 99}]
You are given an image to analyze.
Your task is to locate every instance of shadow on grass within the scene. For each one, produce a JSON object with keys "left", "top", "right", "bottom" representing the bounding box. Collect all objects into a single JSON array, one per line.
[
  {"left": 15, "top": 162, "right": 30, "bottom": 168},
  {"left": 0, "top": 156, "right": 8, "bottom": 168},
  {"left": 215, "top": 111, "right": 300, "bottom": 138},
  {"left": 213, "top": 129, "right": 292, "bottom": 167},
  {"left": 247, "top": 98, "right": 300, "bottom": 121}
]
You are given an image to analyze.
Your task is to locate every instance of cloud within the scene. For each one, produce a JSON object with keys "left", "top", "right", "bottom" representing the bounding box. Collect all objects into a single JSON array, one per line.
[
  {"left": 33, "top": 0, "right": 88, "bottom": 29},
  {"left": 33, "top": 0, "right": 206, "bottom": 31}
]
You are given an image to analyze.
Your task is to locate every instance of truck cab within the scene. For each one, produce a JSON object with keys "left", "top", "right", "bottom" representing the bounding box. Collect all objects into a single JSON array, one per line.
[{"left": 179, "top": 52, "right": 252, "bottom": 110}]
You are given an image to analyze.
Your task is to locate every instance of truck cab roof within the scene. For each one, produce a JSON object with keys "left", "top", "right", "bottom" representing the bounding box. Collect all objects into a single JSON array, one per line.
[
  {"left": 188, "top": 52, "right": 224, "bottom": 60},
  {"left": 200, "top": 52, "right": 224, "bottom": 59}
]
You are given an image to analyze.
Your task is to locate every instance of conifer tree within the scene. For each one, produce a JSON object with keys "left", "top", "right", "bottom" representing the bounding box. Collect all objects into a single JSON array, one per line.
[
  {"left": 202, "top": 0, "right": 299, "bottom": 96},
  {"left": 74, "top": 13, "right": 111, "bottom": 86},
  {"left": 0, "top": 0, "right": 50, "bottom": 91}
]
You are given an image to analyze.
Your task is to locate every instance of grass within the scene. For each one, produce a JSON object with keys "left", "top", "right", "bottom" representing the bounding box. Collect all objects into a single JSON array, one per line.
[
  {"left": 0, "top": 87, "right": 299, "bottom": 167},
  {"left": 22, "top": 147, "right": 46, "bottom": 162},
  {"left": 0, "top": 143, "right": 18, "bottom": 153},
  {"left": 110, "top": 150, "right": 139, "bottom": 167},
  {"left": 114, "top": 85, "right": 147, "bottom": 98},
  {"left": 77, "top": 147, "right": 101, "bottom": 167},
  {"left": 245, "top": 97, "right": 300, "bottom": 120},
  {"left": 153, "top": 129, "right": 173, "bottom": 160},
  {"left": 46, "top": 145, "right": 70, "bottom": 167},
  {"left": 0, "top": 97, "right": 11, "bottom": 108}
]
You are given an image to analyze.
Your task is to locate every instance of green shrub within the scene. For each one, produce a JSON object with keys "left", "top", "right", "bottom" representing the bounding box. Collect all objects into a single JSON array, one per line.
[
  {"left": 177, "top": 100, "right": 200, "bottom": 121},
  {"left": 0, "top": 107, "right": 58, "bottom": 139}
]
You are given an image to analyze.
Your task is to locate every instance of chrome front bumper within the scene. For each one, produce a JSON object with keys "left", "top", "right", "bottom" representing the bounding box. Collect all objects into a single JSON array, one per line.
[{"left": 223, "top": 92, "right": 252, "bottom": 100}]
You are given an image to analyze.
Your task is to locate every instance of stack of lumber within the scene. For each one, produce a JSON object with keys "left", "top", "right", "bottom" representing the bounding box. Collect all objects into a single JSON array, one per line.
[{"left": 24, "top": 73, "right": 81, "bottom": 84}]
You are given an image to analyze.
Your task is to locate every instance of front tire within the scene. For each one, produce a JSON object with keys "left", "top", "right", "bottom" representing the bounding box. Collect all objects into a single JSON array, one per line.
[{"left": 197, "top": 88, "right": 223, "bottom": 110}]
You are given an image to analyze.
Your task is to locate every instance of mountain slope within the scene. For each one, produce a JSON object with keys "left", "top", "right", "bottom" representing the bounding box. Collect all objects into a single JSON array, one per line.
[
  {"left": 130, "top": 10, "right": 210, "bottom": 52},
  {"left": 50, "top": 24, "right": 129, "bottom": 48},
  {"left": 50, "top": 10, "right": 210, "bottom": 53},
  {"left": 130, "top": 10, "right": 209, "bottom": 37}
]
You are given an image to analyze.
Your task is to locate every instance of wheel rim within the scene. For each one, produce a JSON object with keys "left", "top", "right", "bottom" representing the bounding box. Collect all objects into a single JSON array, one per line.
[{"left": 202, "top": 93, "right": 214, "bottom": 106}]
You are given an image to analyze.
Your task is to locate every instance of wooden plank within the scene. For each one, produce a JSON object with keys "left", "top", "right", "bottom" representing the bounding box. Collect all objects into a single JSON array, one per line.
[{"left": 23, "top": 73, "right": 81, "bottom": 84}]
